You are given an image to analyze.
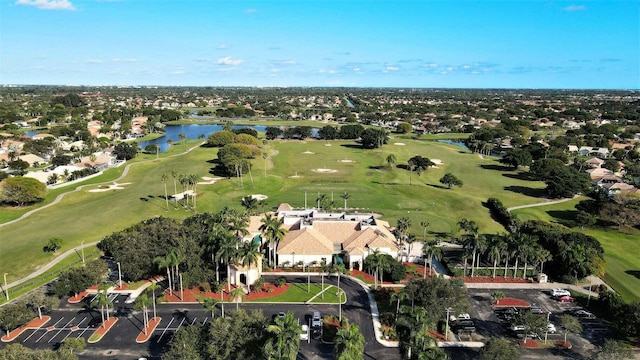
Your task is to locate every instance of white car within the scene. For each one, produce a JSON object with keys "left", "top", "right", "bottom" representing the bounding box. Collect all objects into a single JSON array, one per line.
[
  {"left": 510, "top": 324, "right": 526, "bottom": 332},
  {"left": 547, "top": 323, "right": 556, "bottom": 333},
  {"left": 550, "top": 288, "right": 571, "bottom": 297},
  {"left": 449, "top": 313, "right": 471, "bottom": 322},
  {"left": 300, "top": 324, "right": 309, "bottom": 341}
]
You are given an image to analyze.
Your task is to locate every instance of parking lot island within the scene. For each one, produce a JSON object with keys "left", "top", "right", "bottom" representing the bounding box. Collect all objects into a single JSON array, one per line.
[
  {"left": 136, "top": 317, "right": 162, "bottom": 343},
  {"left": 1, "top": 316, "right": 51, "bottom": 342},
  {"left": 87, "top": 317, "right": 118, "bottom": 343}
]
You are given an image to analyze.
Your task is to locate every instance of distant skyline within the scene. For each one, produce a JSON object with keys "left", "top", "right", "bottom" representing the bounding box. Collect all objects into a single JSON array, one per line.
[{"left": 1, "top": 0, "right": 638, "bottom": 89}]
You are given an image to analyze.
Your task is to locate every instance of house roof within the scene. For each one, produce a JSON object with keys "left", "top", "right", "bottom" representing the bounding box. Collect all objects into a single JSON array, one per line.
[{"left": 277, "top": 227, "right": 334, "bottom": 255}]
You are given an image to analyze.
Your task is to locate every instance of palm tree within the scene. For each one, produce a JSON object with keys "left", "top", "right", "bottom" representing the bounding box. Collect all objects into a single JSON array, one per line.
[
  {"left": 386, "top": 154, "right": 396, "bottom": 169},
  {"left": 199, "top": 297, "right": 218, "bottom": 319},
  {"left": 239, "top": 241, "right": 261, "bottom": 292},
  {"left": 319, "top": 259, "right": 330, "bottom": 299},
  {"left": 91, "top": 285, "right": 113, "bottom": 325},
  {"left": 391, "top": 289, "right": 409, "bottom": 322},
  {"left": 134, "top": 294, "right": 151, "bottom": 334},
  {"left": 420, "top": 220, "right": 430, "bottom": 242},
  {"left": 471, "top": 235, "right": 488, "bottom": 278},
  {"left": 216, "top": 232, "right": 238, "bottom": 292},
  {"left": 230, "top": 286, "right": 245, "bottom": 310},
  {"left": 421, "top": 241, "right": 443, "bottom": 277},
  {"left": 161, "top": 173, "right": 169, "bottom": 211},
  {"left": 487, "top": 236, "right": 506, "bottom": 278},
  {"left": 153, "top": 254, "right": 173, "bottom": 297},
  {"left": 168, "top": 250, "right": 184, "bottom": 298},
  {"left": 316, "top": 193, "right": 326, "bottom": 210},
  {"left": 263, "top": 311, "right": 302, "bottom": 360},
  {"left": 334, "top": 319, "right": 365, "bottom": 360},
  {"left": 241, "top": 195, "right": 258, "bottom": 215},
  {"left": 332, "top": 263, "right": 347, "bottom": 320},
  {"left": 341, "top": 191, "right": 350, "bottom": 212},
  {"left": 170, "top": 170, "right": 178, "bottom": 206},
  {"left": 365, "top": 249, "right": 390, "bottom": 289},
  {"left": 146, "top": 283, "right": 159, "bottom": 319},
  {"left": 260, "top": 213, "right": 287, "bottom": 267},
  {"left": 262, "top": 152, "right": 268, "bottom": 177}
]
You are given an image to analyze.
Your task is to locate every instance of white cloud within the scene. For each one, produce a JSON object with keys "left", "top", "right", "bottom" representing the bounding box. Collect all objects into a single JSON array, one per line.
[
  {"left": 244, "top": 8, "right": 257, "bottom": 14},
  {"left": 16, "top": 0, "right": 75, "bottom": 10},
  {"left": 216, "top": 56, "right": 244, "bottom": 66},
  {"left": 563, "top": 5, "right": 586, "bottom": 11},
  {"left": 85, "top": 59, "right": 103, "bottom": 64},
  {"left": 385, "top": 65, "right": 399, "bottom": 72},
  {"left": 110, "top": 58, "right": 139, "bottom": 63},
  {"left": 425, "top": 63, "right": 438, "bottom": 68},
  {"left": 217, "top": 44, "right": 229, "bottom": 49},
  {"left": 318, "top": 69, "right": 336, "bottom": 74}
]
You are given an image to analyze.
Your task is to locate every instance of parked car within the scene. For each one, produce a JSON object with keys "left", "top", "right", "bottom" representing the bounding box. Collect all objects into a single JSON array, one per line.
[
  {"left": 300, "top": 324, "right": 309, "bottom": 341},
  {"left": 311, "top": 311, "right": 322, "bottom": 328},
  {"left": 510, "top": 324, "right": 526, "bottom": 332},
  {"left": 88, "top": 317, "right": 102, "bottom": 328},
  {"left": 449, "top": 313, "right": 471, "bottom": 322},
  {"left": 573, "top": 309, "right": 596, "bottom": 319},
  {"left": 547, "top": 323, "right": 557, "bottom": 333},
  {"left": 530, "top": 307, "right": 545, "bottom": 314},
  {"left": 558, "top": 295, "right": 574, "bottom": 303},
  {"left": 550, "top": 288, "right": 571, "bottom": 297}
]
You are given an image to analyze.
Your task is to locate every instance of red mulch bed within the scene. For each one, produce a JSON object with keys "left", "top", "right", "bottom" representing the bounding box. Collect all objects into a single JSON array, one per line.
[
  {"left": 458, "top": 276, "right": 529, "bottom": 284},
  {"left": 136, "top": 317, "right": 161, "bottom": 343},
  {"left": 493, "top": 297, "right": 531, "bottom": 308},
  {"left": 1, "top": 316, "right": 51, "bottom": 342},
  {"left": 555, "top": 340, "right": 572, "bottom": 349},
  {"left": 428, "top": 329, "right": 446, "bottom": 341},
  {"left": 68, "top": 291, "right": 89, "bottom": 304},
  {"left": 94, "top": 317, "right": 117, "bottom": 336},
  {"left": 519, "top": 339, "right": 540, "bottom": 348},
  {"left": 163, "top": 283, "right": 290, "bottom": 303}
]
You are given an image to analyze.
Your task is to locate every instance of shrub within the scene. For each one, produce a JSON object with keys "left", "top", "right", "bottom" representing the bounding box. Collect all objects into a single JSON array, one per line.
[
  {"left": 252, "top": 276, "right": 265, "bottom": 293},
  {"left": 484, "top": 197, "right": 519, "bottom": 231},
  {"left": 274, "top": 277, "right": 286, "bottom": 287}
]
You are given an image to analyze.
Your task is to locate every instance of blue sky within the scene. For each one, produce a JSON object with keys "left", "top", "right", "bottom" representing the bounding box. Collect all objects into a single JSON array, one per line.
[{"left": 1, "top": 0, "right": 638, "bottom": 89}]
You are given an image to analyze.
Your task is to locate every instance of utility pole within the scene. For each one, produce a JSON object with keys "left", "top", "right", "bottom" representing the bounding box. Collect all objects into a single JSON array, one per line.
[{"left": 3, "top": 273, "right": 8, "bottom": 301}]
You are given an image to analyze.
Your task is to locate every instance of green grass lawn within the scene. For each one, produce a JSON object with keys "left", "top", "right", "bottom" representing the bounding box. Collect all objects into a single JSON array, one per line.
[
  {"left": 512, "top": 203, "right": 640, "bottom": 302},
  {"left": 246, "top": 283, "right": 343, "bottom": 303},
  {"left": 3, "top": 135, "right": 630, "bottom": 302}
]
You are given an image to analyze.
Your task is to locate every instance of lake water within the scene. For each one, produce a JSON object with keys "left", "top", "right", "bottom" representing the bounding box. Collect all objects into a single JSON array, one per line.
[
  {"left": 437, "top": 139, "right": 469, "bottom": 150},
  {"left": 138, "top": 124, "right": 267, "bottom": 152}
]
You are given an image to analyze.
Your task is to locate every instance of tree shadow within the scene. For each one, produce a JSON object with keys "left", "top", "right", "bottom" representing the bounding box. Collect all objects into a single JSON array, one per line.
[
  {"left": 339, "top": 143, "right": 362, "bottom": 149},
  {"left": 625, "top": 270, "right": 640, "bottom": 280},
  {"left": 503, "top": 186, "right": 546, "bottom": 198},
  {"left": 546, "top": 210, "right": 578, "bottom": 227},
  {"left": 480, "top": 164, "right": 514, "bottom": 172},
  {"left": 368, "top": 165, "right": 386, "bottom": 170},
  {"left": 427, "top": 183, "right": 449, "bottom": 190},
  {"left": 371, "top": 181, "right": 402, "bottom": 185},
  {"left": 502, "top": 172, "right": 538, "bottom": 181}
]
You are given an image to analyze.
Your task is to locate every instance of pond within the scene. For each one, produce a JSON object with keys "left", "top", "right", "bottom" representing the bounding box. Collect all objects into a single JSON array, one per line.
[
  {"left": 437, "top": 139, "right": 469, "bottom": 150},
  {"left": 138, "top": 124, "right": 267, "bottom": 152}
]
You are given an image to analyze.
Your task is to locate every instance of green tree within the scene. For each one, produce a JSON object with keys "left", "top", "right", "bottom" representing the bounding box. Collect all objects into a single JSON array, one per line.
[
  {"left": 558, "top": 314, "right": 582, "bottom": 345},
  {"left": 43, "top": 237, "right": 63, "bottom": 253},
  {"left": 386, "top": 154, "right": 397, "bottom": 169},
  {"left": 334, "top": 319, "right": 365, "bottom": 360},
  {"left": 259, "top": 213, "right": 287, "bottom": 267},
  {"left": 113, "top": 142, "right": 137, "bottom": 160},
  {"left": 479, "top": 337, "right": 518, "bottom": 360},
  {"left": 360, "top": 127, "right": 388, "bottom": 149},
  {"left": 397, "top": 122, "right": 413, "bottom": 134},
  {"left": 200, "top": 296, "right": 219, "bottom": 319},
  {"left": 231, "top": 286, "right": 245, "bottom": 310},
  {"left": 91, "top": 285, "right": 113, "bottom": 324},
  {"left": 439, "top": 173, "right": 463, "bottom": 189},
  {"left": 134, "top": 293, "right": 152, "bottom": 333},
  {"left": 263, "top": 311, "right": 302, "bottom": 360},
  {"left": 241, "top": 195, "right": 259, "bottom": 215},
  {"left": 597, "top": 339, "right": 633, "bottom": 360},
  {"left": 341, "top": 191, "right": 350, "bottom": 212},
  {"left": 161, "top": 173, "right": 169, "bottom": 211},
  {"left": 239, "top": 241, "right": 261, "bottom": 291},
  {"left": 58, "top": 337, "right": 86, "bottom": 358},
  {"left": 421, "top": 241, "right": 442, "bottom": 278},
  {"left": 0, "top": 303, "right": 35, "bottom": 336},
  {"left": 500, "top": 148, "right": 532, "bottom": 169},
  {"left": 0, "top": 176, "right": 47, "bottom": 206}
]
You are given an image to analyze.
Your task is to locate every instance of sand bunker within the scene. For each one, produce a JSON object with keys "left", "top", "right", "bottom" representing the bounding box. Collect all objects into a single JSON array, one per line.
[
  {"left": 199, "top": 176, "right": 222, "bottom": 185},
  {"left": 312, "top": 168, "right": 338, "bottom": 173},
  {"left": 339, "top": 159, "right": 355, "bottom": 163},
  {"left": 394, "top": 142, "right": 406, "bottom": 146},
  {"left": 303, "top": 151, "right": 315, "bottom": 154},
  {"left": 289, "top": 175, "right": 302, "bottom": 178},
  {"left": 89, "top": 182, "right": 130, "bottom": 192},
  {"left": 324, "top": 144, "right": 332, "bottom": 147},
  {"left": 251, "top": 194, "right": 268, "bottom": 201},
  {"left": 431, "top": 159, "right": 443, "bottom": 165}
]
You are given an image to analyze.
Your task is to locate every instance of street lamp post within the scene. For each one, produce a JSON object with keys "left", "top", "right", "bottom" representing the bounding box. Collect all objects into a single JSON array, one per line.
[
  {"left": 117, "top": 262, "right": 122, "bottom": 288},
  {"left": 3, "top": 273, "right": 8, "bottom": 301},
  {"left": 80, "top": 240, "right": 85, "bottom": 264},
  {"left": 445, "top": 307, "right": 451, "bottom": 341}
]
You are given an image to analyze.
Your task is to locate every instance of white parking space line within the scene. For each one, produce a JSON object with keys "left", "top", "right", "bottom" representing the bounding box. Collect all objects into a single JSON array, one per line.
[
  {"left": 48, "top": 317, "right": 76, "bottom": 343},
  {"left": 201, "top": 317, "right": 208, "bottom": 325},
  {"left": 174, "top": 317, "right": 186, "bottom": 332},
  {"left": 190, "top": 318, "right": 197, "bottom": 326},
  {"left": 60, "top": 317, "right": 86, "bottom": 343},
  {"left": 22, "top": 329, "right": 45, "bottom": 343},
  {"left": 35, "top": 317, "right": 64, "bottom": 343},
  {"left": 157, "top": 317, "right": 175, "bottom": 343}
]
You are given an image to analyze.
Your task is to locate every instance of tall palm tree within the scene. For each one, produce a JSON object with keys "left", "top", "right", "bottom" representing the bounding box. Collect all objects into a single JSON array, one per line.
[
  {"left": 135, "top": 294, "right": 151, "bottom": 334},
  {"left": 316, "top": 193, "right": 326, "bottom": 210},
  {"left": 216, "top": 232, "right": 239, "bottom": 292},
  {"left": 391, "top": 289, "right": 409, "bottom": 322},
  {"left": 260, "top": 213, "right": 287, "bottom": 267},
  {"left": 168, "top": 250, "right": 184, "bottom": 298},
  {"left": 241, "top": 195, "right": 258, "bottom": 215},
  {"left": 319, "top": 259, "right": 330, "bottom": 299},
  {"left": 170, "top": 170, "right": 178, "bottom": 205},
  {"left": 420, "top": 221, "right": 430, "bottom": 242},
  {"left": 334, "top": 319, "right": 365, "bottom": 360},
  {"left": 487, "top": 236, "right": 506, "bottom": 279},
  {"left": 91, "top": 285, "right": 113, "bottom": 324},
  {"left": 146, "top": 283, "right": 159, "bottom": 319},
  {"left": 153, "top": 254, "right": 173, "bottom": 297},
  {"left": 471, "top": 235, "right": 488, "bottom": 278},
  {"left": 178, "top": 132, "right": 186, "bottom": 146},
  {"left": 262, "top": 152, "right": 268, "bottom": 178},
  {"left": 239, "top": 240, "right": 261, "bottom": 291},
  {"left": 365, "top": 249, "right": 389, "bottom": 289},
  {"left": 230, "top": 286, "right": 245, "bottom": 310},
  {"left": 341, "top": 191, "right": 350, "bottom": 212},
  {"left": 263, "top": 311, "right": 302, "bottom": 360},
  {"left": 457, "top": 218, "right": 479, "bottom": 277},
  {"left": 161, "top": 173, "right": 169, "bottom": 211},
  {"left": 421, "top": 241, "right": 443, "bottom": 277}
]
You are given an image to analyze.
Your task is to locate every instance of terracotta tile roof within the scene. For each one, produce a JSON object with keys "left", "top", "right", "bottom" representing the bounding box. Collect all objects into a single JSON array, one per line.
[
  {"left": 277, "top": 227, "right": 334, "bottom": 255},
  {"left": 276, "top": 203, "right": 293, "bottom": 212}
]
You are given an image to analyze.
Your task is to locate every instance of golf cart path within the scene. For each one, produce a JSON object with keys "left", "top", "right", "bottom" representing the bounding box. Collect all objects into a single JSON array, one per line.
[
  {"left": 0, "top": 142, "right": 205, "bottom": 229},
  {"left": 0, "top": 142, "right": 205, "bottom": 292},
  {"left": 506, "top": 195, "right": 578, "bottom": 212}
]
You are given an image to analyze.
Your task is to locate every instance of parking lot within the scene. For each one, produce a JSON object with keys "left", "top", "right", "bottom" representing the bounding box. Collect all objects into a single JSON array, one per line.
[{"left": 462, "top": 288, "right": 612, "bottom": 354}]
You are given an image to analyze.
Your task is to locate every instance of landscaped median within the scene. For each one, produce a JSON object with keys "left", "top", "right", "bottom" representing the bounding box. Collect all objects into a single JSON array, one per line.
[
  {"left": 1, "top": 316, "right": 51, "bottom": 342},
  {"left": 87, "top": 317, "right": 118, "bottom": 343},
  {"left": 136, "top": 317, "right": 161, "bottom": 343}
]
